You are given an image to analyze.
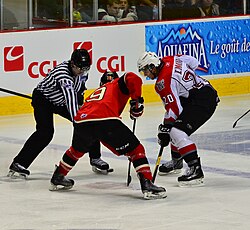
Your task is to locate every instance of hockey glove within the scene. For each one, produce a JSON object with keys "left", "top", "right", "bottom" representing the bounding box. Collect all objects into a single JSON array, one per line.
[
  {"left": 129, "top": 97, "right": 144, "bottom": 120},
  {"left": 157, "top": 123, "right": 173, "bottom": 147}
]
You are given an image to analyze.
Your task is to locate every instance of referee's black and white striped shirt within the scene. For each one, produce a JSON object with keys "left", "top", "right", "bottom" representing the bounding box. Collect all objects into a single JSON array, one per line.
[{"left": 36, "top": 61, "right": 88, "bottom": 120}]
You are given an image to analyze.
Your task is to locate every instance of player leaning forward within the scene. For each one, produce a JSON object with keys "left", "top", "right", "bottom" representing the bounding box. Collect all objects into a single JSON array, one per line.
[
  {"left": 7, "top": 49, "right": 110, "bottom": 178},
  {"left": 49, "top": 71, "right": 167, "bottom": 199},
  {"left": 137, "top": 52, "right": 220, "bottom": 186}
]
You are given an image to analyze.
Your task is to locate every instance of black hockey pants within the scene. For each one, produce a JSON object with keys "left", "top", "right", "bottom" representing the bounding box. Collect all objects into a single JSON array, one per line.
[
  {"left": 13, "top": 89, "right": 100, "bottom": 168},
  {"left": 174, "top": 86, "right": 219, "bottom": 136}
]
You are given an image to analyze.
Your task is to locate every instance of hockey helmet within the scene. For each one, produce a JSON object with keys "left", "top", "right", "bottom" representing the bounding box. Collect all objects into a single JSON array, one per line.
[
  {"left": 100, "top": 71, "right": 119, "bottom": 86},
  {"left": 137, "top": 51, "right": 161, "bottom": 75},
  {"left": 71, "top": 49, "right": 91, "bottom": 71}
]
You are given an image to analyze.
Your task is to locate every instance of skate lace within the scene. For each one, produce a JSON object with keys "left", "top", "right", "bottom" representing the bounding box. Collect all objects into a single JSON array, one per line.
[
  {"left": 183, "top": 166, "right": 194, "bottom": 176},
  {"left": 91, "top": 158, "right": 107, "bottom": 166},
  {"left": 162, "top": 160, "right": 174, "bottom": 168}
]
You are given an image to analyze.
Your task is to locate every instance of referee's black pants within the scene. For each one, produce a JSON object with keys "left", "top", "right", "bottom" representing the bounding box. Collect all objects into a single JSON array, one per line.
[{"left": 13, "top": 89, "right": 100, "bottom": 169}]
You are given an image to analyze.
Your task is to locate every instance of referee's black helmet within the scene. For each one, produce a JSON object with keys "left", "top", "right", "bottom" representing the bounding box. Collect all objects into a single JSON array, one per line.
[{"left": 71, "top": 49, "right": 91, "bottom": 70}]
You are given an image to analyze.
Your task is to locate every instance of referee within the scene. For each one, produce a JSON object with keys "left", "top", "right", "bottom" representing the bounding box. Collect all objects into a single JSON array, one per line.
[{"left": 8, "top": 49, "right": 110, "bottom": 178}]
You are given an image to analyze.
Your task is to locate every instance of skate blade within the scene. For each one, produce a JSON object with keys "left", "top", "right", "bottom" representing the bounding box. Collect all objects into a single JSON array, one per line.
[
  {"left": 7, "top": 170, "right": 28, "bottom": 179},
  {"left": 49, "top": 183, "right": 73, "bottom": 191},
  {"left": 178, "top": 178, "right": 204, "bottom": 187},
  {"left": 158, "top": 169, "right": 182, "bottom": 176},
  {"left": 92, "top": 166, "right": 114, "bottom": 175},
  {"left": 143, "top": 191, "right": 167, "bottom": 200}
]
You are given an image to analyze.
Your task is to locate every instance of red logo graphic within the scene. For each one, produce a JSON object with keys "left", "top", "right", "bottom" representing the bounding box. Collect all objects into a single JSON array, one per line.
[
  {"left": 97, "top": 56, "right": 125, "bottom": 73},
  {"left": 73, "top": 41, "right": 92, "bottom": 63},
  {"left": 28, "top": 60, "right": 58, "bottom": 78},
  {"left": 4, "top": 46, "right": 24, "bottom": 72}
]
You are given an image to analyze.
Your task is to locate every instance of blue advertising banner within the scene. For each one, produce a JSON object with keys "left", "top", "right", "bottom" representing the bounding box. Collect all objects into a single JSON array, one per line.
[{"left": 145, "top": 18, "right": 250, "bottom": 76}]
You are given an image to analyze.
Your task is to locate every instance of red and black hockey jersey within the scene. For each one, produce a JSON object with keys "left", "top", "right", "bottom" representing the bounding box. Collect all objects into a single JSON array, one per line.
[{"left": 74, "top": 72, "right": 142, "bottom": 123}]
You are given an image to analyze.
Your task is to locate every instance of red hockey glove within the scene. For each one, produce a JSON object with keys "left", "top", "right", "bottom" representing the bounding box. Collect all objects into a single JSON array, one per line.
[
  {"left": 129, "top": 97, "right": 144, "bottom": 120},
  {"left": 157, "top": 123, "right": 173, "bottom": 147}
]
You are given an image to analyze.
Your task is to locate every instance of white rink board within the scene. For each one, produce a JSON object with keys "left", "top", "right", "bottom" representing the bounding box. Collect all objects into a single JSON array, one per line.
[
  {"left": 0, "top": 24, "right": 145, "bottom": 95},
  {"left": 1, "top": 16, "right": 250, "bottom": 98}
]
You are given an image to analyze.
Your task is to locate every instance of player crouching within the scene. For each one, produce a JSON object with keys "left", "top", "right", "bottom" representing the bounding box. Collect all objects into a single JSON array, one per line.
[
  {"left": 49, "top": 71, "right": 167, "bottom": 200},
  {"left": 137, "top": 52, "right": 219, "bottom": 187}
]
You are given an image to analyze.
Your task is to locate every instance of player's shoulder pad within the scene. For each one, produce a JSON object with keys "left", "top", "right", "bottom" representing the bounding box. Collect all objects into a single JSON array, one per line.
[{"left": 118, "top": 74, "right": 129, "bottom": 95}]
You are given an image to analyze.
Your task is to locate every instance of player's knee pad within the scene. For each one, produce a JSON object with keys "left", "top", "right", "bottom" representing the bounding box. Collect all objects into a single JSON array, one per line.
[
  {"left": 126, "top": 144, "right": 149, "bottom": 167},
  {"left": 126, "top": 143, "right": 145, "bottom": 160},
  {"left": 170, "top": 143, "right": 181, "bottom": 159},
  {"left": 170, "top": 127, "right": 194, "bottom": 149},
  {"left": 170, "top": 143, "right": 178, "bottom": 152},
  {"left": 62, "top": 146, "right": 85, "bottom": 167},
  {"left": 68, "top": 146, "right": 85, "bottom": 159}
]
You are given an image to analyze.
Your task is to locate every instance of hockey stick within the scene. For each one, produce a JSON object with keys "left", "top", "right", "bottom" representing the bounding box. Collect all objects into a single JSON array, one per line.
[
  {"left": 126, "top": 118, "right": 136, "bottom": 186},
  {"left": 0, "top": 87, "right": 32, "bottom": 99},
  {"left": 152, "top": 145, "right": 164, "bottom": 183},
  {"left": 232, "top": 109, "right": 250, "bottom": 128}
]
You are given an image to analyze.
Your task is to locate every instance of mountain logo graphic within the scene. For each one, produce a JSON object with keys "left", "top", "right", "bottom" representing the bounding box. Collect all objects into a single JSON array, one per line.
[{"left": 157, "top": 26, "right": 209, "bottom": 72}]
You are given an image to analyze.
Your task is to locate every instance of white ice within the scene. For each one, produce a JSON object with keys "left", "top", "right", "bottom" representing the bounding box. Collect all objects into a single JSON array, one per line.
[{"left": 0, "top": 94, "right": 250, "bottom": 230}]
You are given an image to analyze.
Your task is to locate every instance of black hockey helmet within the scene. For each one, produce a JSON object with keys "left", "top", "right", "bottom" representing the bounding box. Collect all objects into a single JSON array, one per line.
[
  {"left": 71, "top": 49, "right": 91, "bottom": 70},
  {"left": 100, "top": 71, "right": 119, "bottom": 86}
]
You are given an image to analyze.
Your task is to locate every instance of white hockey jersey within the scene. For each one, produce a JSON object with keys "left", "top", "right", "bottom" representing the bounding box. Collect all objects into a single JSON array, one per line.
[{"left": 155, "top": 55, "right": 211, "bottom": 124}]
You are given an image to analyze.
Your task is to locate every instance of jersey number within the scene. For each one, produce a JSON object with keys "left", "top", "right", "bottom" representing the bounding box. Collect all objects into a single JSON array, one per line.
[
  {"left": 162, "top": 94, "right": 174, "bottom": 105},
  {"left": 85, "top": 87, "right": 107, "bottom": 102}
]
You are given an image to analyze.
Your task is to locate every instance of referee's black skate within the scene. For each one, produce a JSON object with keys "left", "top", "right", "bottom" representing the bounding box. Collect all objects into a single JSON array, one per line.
[
  {"left": 159, "top": 158, "right": 183, "bottom": 175},
  {"left": 49, "top": 165, "right": 74, "bottom": 191},
  {"left": 7, "top": 162, "right": 30, "bottom": 179},
  {"left": 138, "top": 173, "right": 167, "bottom": 200},
  {"left": 178, "top": 158, "right": 204, "bottom": 187},
  {"left": 90, "top": 158, "right": 113, "bottom": 175}
]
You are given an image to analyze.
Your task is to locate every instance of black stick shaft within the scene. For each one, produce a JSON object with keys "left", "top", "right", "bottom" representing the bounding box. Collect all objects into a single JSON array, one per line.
[
  {"left": 0, "top": 87, "right": 32, "bottom": 99},
  {"left": 232, "top": 109, "right": 250, "bottom": 128},
  {"left": 126, "top": 119, "right": 136, "bottom": 186}
]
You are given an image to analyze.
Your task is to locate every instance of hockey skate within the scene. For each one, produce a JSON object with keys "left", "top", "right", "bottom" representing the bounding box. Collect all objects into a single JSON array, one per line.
[
  {"left": 49, "top": 165, "right": 74, "bottom": 191},
  {"left": 90, "top": 158, "right": 113, "bottom": 175},
  {"left": 159, "top": 158, "right": 183, "bottom": 175},
  {"left": 7, "top": 162, "right": 30, "bottom": 179},
  {"left": 178, "top": 158, "right": 204, "bottom": 187},
  {"left": 138, "top": 173, "right": 167, "bottom": 200}
]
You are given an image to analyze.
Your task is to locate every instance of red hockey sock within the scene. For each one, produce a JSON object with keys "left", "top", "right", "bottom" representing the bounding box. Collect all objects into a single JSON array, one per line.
[
  {"left": 59, "top": 146, "right": 85, "bottom": 176},
  {"left": 126, "top": 144, "right": 152, "bottom": 181},
  {"left": 179, "top": 143, "right": 199, "bottom": 164}
]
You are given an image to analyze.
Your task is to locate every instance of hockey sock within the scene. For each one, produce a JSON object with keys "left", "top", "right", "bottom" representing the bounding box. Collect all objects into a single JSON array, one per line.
[
  {"left": 170, "top": 144, "right": 182, "bottom": 159},
  {"left": 178, "top": 143, "right": 199, "bottom": 166},
  {"left": 126, "top": 144, "right": 152, "bottom": 180},
  {"left": 59, "top": 146, "right": 85, "bottom": 176}
]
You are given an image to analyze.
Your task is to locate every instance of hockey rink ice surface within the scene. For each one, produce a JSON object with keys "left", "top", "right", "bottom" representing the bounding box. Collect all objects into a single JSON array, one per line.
[{"left": 0, "top": 94, "right": 250, "bottom": 230}]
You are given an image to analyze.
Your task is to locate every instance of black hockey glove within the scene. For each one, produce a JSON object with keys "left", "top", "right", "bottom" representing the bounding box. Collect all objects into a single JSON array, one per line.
[
  {"left": 157, "top": 123, "right": 173, "bottom": 147},
  {"left": 77, "top": 83, "right": 87, "bottom": 106},
  {"left": 129, "top": 97, "right": 144, "bottom": 120}
]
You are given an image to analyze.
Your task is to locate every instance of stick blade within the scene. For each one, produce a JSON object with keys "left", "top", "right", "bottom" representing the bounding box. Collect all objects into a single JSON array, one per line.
[{"left": 126, "top": 175, "right": 132, "bottom": 187}]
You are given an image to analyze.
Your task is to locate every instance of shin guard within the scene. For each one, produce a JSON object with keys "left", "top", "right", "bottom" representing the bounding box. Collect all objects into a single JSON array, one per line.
[
  {"left": 59, "top": 146, "right": 85, "bottom": 176},
  {"left": 126, "top": 144, "right": 152, "bottom": 180}
]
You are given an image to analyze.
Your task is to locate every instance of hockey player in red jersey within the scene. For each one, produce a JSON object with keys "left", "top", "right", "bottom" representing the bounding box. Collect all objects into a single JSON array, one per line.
[
  {"left": 49, "top": 71, "right": 167, "bottom": 199},
  {"left": 137, "top": 52, "right": 219, "bottom": 187}
]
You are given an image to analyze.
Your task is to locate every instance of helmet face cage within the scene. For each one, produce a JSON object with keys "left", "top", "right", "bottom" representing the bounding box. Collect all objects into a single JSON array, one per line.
[
  {"left": 71, "top": 49, "right": 91, "bottom": 71},
  {"left": 100, "top": 71, "right": 119, "bottom": 86},
  {"left": 137, "top": 52, "right": 161, "bottom": 75}
]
